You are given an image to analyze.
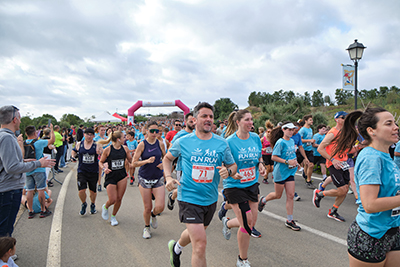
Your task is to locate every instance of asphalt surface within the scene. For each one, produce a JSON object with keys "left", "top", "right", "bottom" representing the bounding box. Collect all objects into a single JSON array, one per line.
[{"left": 13, "top": 162, "right": 356, "bottom": 266}]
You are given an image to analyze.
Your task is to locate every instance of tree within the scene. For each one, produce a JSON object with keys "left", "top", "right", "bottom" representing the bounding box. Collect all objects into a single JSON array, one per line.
[
  {"left": 213, "top": 98, "right": 239, "bottom": 121},
  {"left": 283, "top": 90, "right": 295, "bottom": 104},
  {"left": 32, "top": 114, "right": 58, "bottom": 127},
  {"left": 60, "top": 114, "right": 84, "bottom": 127},
  {"left": 312, "top": 90, "right": 324, "bottom": 107},
  {"left": 324, "top": 95, "right": 333, "bottom": 106},
  {"left": 335, "top": 89, "right": 352, "bottom": 105},
  {"left": 303, "top": 92, "right": 312, "bottom": 106}
]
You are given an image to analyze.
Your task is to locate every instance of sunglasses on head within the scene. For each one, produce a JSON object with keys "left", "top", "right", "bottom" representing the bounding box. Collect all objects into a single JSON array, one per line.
[{"left": 149, "top": 129, "right": 160, "bottom": 134}]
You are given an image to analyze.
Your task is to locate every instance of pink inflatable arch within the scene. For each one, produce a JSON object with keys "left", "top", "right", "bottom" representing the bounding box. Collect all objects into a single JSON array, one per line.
[{"left": 127, "top": 100, "right": 190, "bottom": 125}]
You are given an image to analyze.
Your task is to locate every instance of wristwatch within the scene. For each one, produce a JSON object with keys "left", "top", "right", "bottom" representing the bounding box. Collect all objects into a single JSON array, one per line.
[
  {"left": 285, "top": 160, "right": 289, "bottom": 165},
  {"left": 227, "top": 168, "right": 232, "bottom": 177}
]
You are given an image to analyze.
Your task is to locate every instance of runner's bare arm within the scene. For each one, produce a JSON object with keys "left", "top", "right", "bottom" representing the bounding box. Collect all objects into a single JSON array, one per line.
[
  {"left": 317, "top": 133, "right": 342, "bottom": 169},
  {"left": 131, "top": 142, "right": 155, "bottom": 167},
  {"left": 163, "top": 152, "right": 179, "bottom": 191},
  {"left": 99, "top": 146, "right": 110, "bottom": 173},
  {"left": 360, "top": 184, "right": 400, "bottom": 213},
  {"left": 72, "top": 141, "right": 81, "bottom": 158},
  {"left": 298, "top": 146, "right": 310, "bottom": 164},
  {"left": 217, "top": 163, "right": 237, "bottom": 179},
  {"left": 271, "top": 155, "right": 297, "bottom": 166}
]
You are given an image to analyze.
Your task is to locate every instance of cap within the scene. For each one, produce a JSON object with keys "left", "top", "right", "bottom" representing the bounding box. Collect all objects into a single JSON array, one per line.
[
  {"left": 84, "top": 128, "right": 95, "bottom": 135},
  {"left": 334, "top": 111, "right": 348, "bottom": 119},
  {"left": 282, "top": 122, "right": 298, "bottom": 129}
]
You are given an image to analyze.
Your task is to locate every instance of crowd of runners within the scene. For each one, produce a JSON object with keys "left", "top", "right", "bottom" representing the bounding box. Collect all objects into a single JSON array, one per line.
[{"left": 1, "top": 102, "right": 400, "bottom": 267}]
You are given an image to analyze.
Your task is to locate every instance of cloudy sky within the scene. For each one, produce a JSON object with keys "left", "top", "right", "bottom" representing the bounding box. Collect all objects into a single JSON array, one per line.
[{"left": 1, "top": 0, "right": 399, "bottom": 120}]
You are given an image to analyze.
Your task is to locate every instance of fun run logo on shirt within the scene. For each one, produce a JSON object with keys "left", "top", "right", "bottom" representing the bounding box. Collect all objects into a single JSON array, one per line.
[
  {"left": 190, "top": 148, "right": 218, "bottom": 164},
  {"left": 395, "top": 172, "right": 400, "bottom": 187},
  {"left": 238, "top": 147, "right": 259, "bottom": 161}
]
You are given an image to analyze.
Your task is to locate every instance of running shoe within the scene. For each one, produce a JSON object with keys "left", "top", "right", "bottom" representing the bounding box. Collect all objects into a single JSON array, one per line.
[
  {"left": 47, "top": 181, "right": 54, "bottom": 187},
  {"left": 302, "top": 170, "right": 306, "bottom": 179},
  {"left": 312, "top": 189, "right": 322, "bottom": 208},
  {"left": 327, "top": 209, "right": 345, "bottom": 222},
  {"left": 102, "top": 204, "right": 109, "bottom": 220},
  {"left": 90, "top": 203, "right": 97, "bottom": 214},
  {"left": 80, "top": 202, "right": 87, "bottom": 216},
  {"left": 348, "top": 186, "right": 354, "bottom": 194},
  {"left": 318, "top": 182, "right": 325, "bottom": 191},
  {"left": 222, "top": 217, "right": 231, "bottom": 240},
  {"left": 298, "top": 166, "right": 304, "bottom": 172},
  {"left": 143, "top": 227, "right": 151, "bottom": 239},
  {"left": 28, "top": 211, "right": 35, "bottom": 219},
  {"left": 40, "top": 210, "right": 52, "bottom": 218},
  {"left": 258, "top": 196, "right": 266, "bottom": 212},
  {"left": 285, "top": 220, "right": 301, "bottom": 231},
  {"left": 168, "top": 239, "right": 181, "bottom": 267},
  {"left": 167, "top": 191, "right": 175, "bottom": 211},
  {"left": 251, "top": 227, "right": 261, "bottom": 238},
  {"left": 293, "top": 192, "right": 301, "bottom": 201},
  {"left": 218, "top": 201, "right": 227, "bottom": 221},
  {"left": 56, "top": 169, "right": 63, "bottom": 173},
  {"left": 306, "top": 181, "right": 316, "bottom": 189},
  {"left": 150, "top": 214, "right": 158, "bottom": 229},
  {"left": 236, "top": 256, "right": 251, "bottom": 267},
  {"left": 221, "top": 189, "right": 227, "bottom": 201},
  {"left": 98, "top": 184, "right": 102, "bottom": 192},
  {"left": 262, "top": 179, "right": 269, "bottom": 184},
  {"left": 110, "top": 216, "right": 118, "bottom": 226},
  {"left": 10, "top": 254, "right": 17, "bottom": 261},
  {"left": 130, "top": 177, "right": 134, "bottom": 185}
]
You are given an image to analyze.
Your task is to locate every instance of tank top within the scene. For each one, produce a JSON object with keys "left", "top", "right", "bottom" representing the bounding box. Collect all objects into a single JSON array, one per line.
[
  {"left": 42, "top": 136, "right": 52, "bottom": 154},
  {"left": 78, "top": 141, "right": 98, "bottom": 173},
  {"left": 325, "top": 127, "right": 348, "bottom": 168},
  {"left": 105, "top": 145, "right": 127, "bottom": 180},
  {"left": 138, "top": 139, "right": 163, "bottom": 179},
  {"left": 262, "top": 136, "right": 273, "bottom": 155}
]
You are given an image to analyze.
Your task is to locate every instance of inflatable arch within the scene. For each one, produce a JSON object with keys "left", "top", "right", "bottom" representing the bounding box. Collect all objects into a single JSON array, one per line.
[{"left": 127, "top": 100, "right": 190, "bottom": 125}]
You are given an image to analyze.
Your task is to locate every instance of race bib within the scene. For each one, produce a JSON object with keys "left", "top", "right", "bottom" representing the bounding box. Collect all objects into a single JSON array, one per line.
[
  {"left": 192, "top": 165, "right": 214, "bottom": 183},
  {"left": 340, "top": 162, "right": 350, "bottom": 171},
  {"left": 239, "top": 166, "right": 256, "bottom": 183},
  {"left": 265, "top": 147, "right": 273, "bottom": 153},
  {"left": 306, "top": 142, "right": 311, "bottom": 146},
  {"left": 294, "top": 145, "right": 298, "bottom": 152},
  {"left": 392, "top": 191, "right": 400, "bottom": 217},
  {"left": 82, "top": 154, "right": 95, "bottom": 164},
  {"left": 111, "top": 159, "right": 124, "bottom": 170}
]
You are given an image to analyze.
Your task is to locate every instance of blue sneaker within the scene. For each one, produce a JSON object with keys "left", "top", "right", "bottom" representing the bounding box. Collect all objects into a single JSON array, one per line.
[
  {"left": 318, "top": 182, "right": 325, "bottom": 191},
  {"left": 221, "top": 189, "right": 227, "bottom": 201},
  {"left": 218, "top": 201, "right": 227, "bottom": 221},
  {"left": 80, "top": 202, "right": 87, "bottom": 216},
  {"left": 294, "top": 192, "right": 301, "bottom": 201},
  {"left": 90, "top": 203, "right": 97, "bottom": 214}
]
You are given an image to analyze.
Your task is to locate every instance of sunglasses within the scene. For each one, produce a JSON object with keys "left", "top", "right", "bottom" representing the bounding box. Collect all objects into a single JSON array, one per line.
[
  {"left": 11, "top": 105, "right": 19, "bottom": 121},
  {"left": 175, "top": 124, "right": 182, "bottom": 127},
  {"left": 338, "top": 116, "right": 345, "bottom": 119},
  {"left": 149, "top": 129, "right": 160, "bottom": 134}
]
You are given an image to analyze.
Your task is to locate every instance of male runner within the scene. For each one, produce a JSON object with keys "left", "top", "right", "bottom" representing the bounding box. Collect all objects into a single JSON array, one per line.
[
  {"left": 163, "top": 102, "right": 237, "bottom": 267},
  {"left": 298, "top": 115, "right": 316, "bottom": 189}
]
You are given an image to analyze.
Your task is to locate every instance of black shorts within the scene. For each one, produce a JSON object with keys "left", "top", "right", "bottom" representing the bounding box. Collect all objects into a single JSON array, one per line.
[
  {"left": 262, "top": 154, "right": 273, "bottom": 166},
  {"left": 328, "top": 165, "right": 350, "bottom": 188},
  {"left": 297, "top": 150, "right": 314, "bottom": 164},
  {"left": 275, "top": 175, "right": 295, "bottom": 184},
  {"left": 348, "top": 220, "right": 400, "bottom": 263},
  {"left": 104, "top": 174, "right": 127, "bottom": 188},
  {"left": 314, "top": 156, "right": 326, "bottom": 166},
  {"left": 224, "top": 183, "right": 260, "bottom": 204},
  {"left": 178, "top": 201, "right": 217, "bottom": 226},
  {"left": 77, "top": 172, "right": 98, "bottom": 192}
]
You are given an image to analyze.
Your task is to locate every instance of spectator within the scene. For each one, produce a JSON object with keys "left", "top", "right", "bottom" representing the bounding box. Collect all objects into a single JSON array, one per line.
[
  {"left": 0, "top": 236, "right": 18, "bottom": 267},
  {"left": 165, "top": 120, "right": 182, "bottom": 142},
  {"left": 76, "top": 124, "right": 84, "bottom": 142},
  {"left": 53, "top": 125, "right": 65, "bottom": 173}
]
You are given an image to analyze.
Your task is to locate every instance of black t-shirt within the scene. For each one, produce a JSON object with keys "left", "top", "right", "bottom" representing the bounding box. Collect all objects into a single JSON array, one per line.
[{"left": 76, "top": 128, "right": 84, "bottom": 142}]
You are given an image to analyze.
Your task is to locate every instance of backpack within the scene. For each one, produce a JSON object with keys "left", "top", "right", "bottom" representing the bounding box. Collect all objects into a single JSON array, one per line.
[{"left": 24, "top": 139, "right": 38, "bottom": 159}]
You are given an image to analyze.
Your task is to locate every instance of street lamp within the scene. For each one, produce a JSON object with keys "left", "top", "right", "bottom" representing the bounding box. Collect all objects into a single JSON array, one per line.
[{"left": 346, "top": 39, "right": 366, "bottom": 110}]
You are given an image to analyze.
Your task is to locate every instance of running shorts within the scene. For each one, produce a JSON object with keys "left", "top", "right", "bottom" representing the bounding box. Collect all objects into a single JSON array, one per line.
[
  {"left": 348, "top": 220, "right": 400, "bottom": 263},
  {"left": 138, "top": 175, "right": 164, "bottom": 189},
  {"left": 328, "top": 165, "right": 350, "bottom": 188},
  {"left": 313, "top": 156, "right": 326, "bottom": 166},
  {"left": 178, "top": 201, "right": 217, "bottom": 226},
  {"left": 297, "top": 150, "right": 314, "bottom": 164},
  {"left": 104, "top": 174, "right": 127, "bottom": 188},
  {"left": 224, "top": 183, "right": 259, "bottom": 204},
  {"left": 275, "top": 175, "right": 295, "bottom": 185},
  {"left": 262, "top": 154, "right": 273, "bottom": 166},
  {"left": 77, "top": 172, "right": 98, "bottom": 192}
]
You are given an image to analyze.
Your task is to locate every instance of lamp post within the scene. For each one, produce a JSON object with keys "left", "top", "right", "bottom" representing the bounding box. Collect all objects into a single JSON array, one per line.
[{"left": 346, "top": 39, "right": 366, "bottom": 110}]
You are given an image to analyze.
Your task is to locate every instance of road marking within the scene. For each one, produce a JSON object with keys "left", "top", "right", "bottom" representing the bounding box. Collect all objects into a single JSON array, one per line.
[{"left": 46, "top": 166, "right": 75, "bottom": 267}]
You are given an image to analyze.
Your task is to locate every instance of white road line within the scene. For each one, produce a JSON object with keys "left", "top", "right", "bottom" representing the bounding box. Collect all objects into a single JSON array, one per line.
[{"left": 46, "top": 167, "right": 75, "bottom": 267}]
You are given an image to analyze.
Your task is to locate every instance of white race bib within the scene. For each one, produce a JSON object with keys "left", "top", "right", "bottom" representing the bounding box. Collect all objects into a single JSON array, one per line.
[
  {"left": 192, "top": 165, "right": 214, "bottom": 183},
  {"left": 82, "top": 154, "right": 95, "bottom": 164},
  {"left": 111, "top": 159, "right": 124, "bottom": 170},
  {"left": 239, "top": 166, "right": 256, "bottom": 183},
  {"left": 265, "top": 147, "right": 273, "bottom": 153}
]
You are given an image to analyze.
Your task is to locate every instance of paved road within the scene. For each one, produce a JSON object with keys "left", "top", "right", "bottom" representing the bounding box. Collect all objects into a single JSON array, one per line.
[{"left": 13, "top": 162, "right": 356, "bottom": 266}]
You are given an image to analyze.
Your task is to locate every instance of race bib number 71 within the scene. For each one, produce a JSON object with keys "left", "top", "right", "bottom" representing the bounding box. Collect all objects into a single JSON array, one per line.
[{"left": 192, "top": 165, "right": 214, "bottom": 183}]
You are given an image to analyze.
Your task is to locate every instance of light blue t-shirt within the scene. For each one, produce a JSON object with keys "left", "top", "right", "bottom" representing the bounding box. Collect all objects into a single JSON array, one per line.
[
  {"left": 126, "top": 140, "right": 138, "bottom": 151},
  {"left": 291, "top": 133, "right": 303, "bottom": 152},
  {"left": 313, "top": 133, "right": 325, "bottom": 157},
  {"left": 298, "top": 127, "right": 313, "bottom": 151},
  {"left": 272, "top": 138, "right": 297, "bottom": 182},
  {"left": 26, "top": 139, "right": 49, "bottom": 175},
  {"left": 169, "top": 133, "right": 235, "bottom": 206},
  {"left": 394, "top": 141, "right": 400, "bottom": 169},
  {"left": 94, "top": 135, "right": 110, "bottom": 148},
  {"left": 224, "top": 132, "right": 261, "bottom": 189},
  {"left": 355, "top": 147, "right": 400, "bottom": 239},
  {"left": 32, "top": 191, "right": 50, "bottom": 213},
  {"left": 135, "top": 131, "right": 145, "bottom": 143},
  {"left": 171, "top": 129, "right": 192, "bottom": 172}
]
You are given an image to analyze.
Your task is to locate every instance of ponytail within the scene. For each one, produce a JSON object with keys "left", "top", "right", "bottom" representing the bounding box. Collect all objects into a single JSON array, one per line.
[
  {"left": 97, "top": 130, "right": 122, "bottom": 145},
  {"left": 225, "top": 111, "right": 237, "bottom": 138}
]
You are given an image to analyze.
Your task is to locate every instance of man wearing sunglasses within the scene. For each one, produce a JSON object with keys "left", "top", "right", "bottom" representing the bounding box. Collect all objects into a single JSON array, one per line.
[
  {"left": 0, "top": 105, "right": 55, "bottom": 238},
  {"left": 165, "top": 120, "right": 182, "bottom": 143}
]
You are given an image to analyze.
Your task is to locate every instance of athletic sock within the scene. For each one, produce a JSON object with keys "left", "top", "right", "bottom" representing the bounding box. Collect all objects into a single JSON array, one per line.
[
  {"left": 317, "top": 191, "right": 325, "bottom": 197},
  {"left": 287, "top": 215, "right": 293, "bottom": 222},
  {"left": 262, "top": 197, "right": 267, "bottom": 204},
  {"left": 151, "top": 211, "right": 156, "bottom": 217},
  {"left": 238, "top": 255, "right": 247, "bottom": 261},
  {"left": 174, "top": 241, "right": 183, "bottom": 255},
  {"left": 322, "top": 174, "right": 327, "bottom": 179},
  {"left": 332, "top": 205, "right": 338, "bottom": 213}
]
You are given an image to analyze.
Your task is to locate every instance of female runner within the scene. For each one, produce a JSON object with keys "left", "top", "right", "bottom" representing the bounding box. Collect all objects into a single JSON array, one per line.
[
  {"left": 329, "top": 108, "right": 400, "bottom": 266},
  {"left": 98, "top": 131, "right": 132, "bottom": 226},
  {"left": 261, "top": 120, "right": 274, "bottom": 184},
  {"left": 221, "top": 110, "right": 266, "bottom": 267},
  {"left": 258, "top": 121, "right": 301, "bottom": 231},
  {"left": 132, "top": 121, "right": 166, "bottom": 239}
]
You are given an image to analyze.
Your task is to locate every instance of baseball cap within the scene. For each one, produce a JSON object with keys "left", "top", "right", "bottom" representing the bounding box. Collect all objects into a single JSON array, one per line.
[
  {"left": 84, "top": 128, "right": 95, "bottom": 135},
  {"left": 334, "top": 111, "right": 348, "bottom": 119}
]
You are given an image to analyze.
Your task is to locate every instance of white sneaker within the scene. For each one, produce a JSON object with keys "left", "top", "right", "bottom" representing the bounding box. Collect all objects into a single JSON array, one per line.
[
  {"left": 222, "top": 217, "right": 231, "bottom": 240},
  {"left": 150, "top": 215, "right": 158, "bottom": 229},
  {"left": 298, "top": 167, "right": 304, "bottom": 172},
  {"left": 143, "top": 227, "right": 151, "bottom": 239},
  {"left": 10, "top": 254, "right": 17, "bottom": 261},
  {"left": 102, "top": 204, "right": 109, "bottom": 220},
  {"left": 110, "top": 216, "right": 118, "bottom": 226},
  {"left": 237, "top": 257, "right": 251, "bottom": 267}
]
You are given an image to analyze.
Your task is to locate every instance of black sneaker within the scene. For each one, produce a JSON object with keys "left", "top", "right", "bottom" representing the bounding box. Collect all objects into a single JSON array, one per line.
[
  {"left": 167, "top": 192, "right": 175, "bottom": 211},
  {"left": 302, "top": 170, "right": 307, "bottom": 179},
  {"left": 251, "top": 227, "right": 261, "bottom": 238},
  {"left": 47, "top": 181, "right": 54, "bottom": 187},
  {"left": 98, "top": 184, "right": 102, "bottom": 192},
  {"left": 80, "top": 202, "right": 87, "bottom": 215},
  {"left": 40, "top": 210, "right": 52, "bottom": 218},
  {"left": 168, "top": 240, "right": 181, "bottom": 267},
  {"left": 130, "top": 177, "right": 134, "bottom": 185},
  {"left": 56, "top": 169, "right": 63, "bottom": 173},
  {"left": 90, "top": 203, "right": 97, "bottom": 214},
  {"left": 258, "top": 196, "right": 266, "bottom": 212},
  {"left": 327, "top": 209, "right": 345, "bottom": 222},
  {"left": 285, "top": 220, "right": 301, "bottom": 231},
  {"left": 306, "top": 181, "right": 316, "bottom": 189},
  {"left": 312, "top": 189, "right": 323, "bottom": 208},
  {"left": 28, "top": 211, "right": 35, "bottom": 219}
]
